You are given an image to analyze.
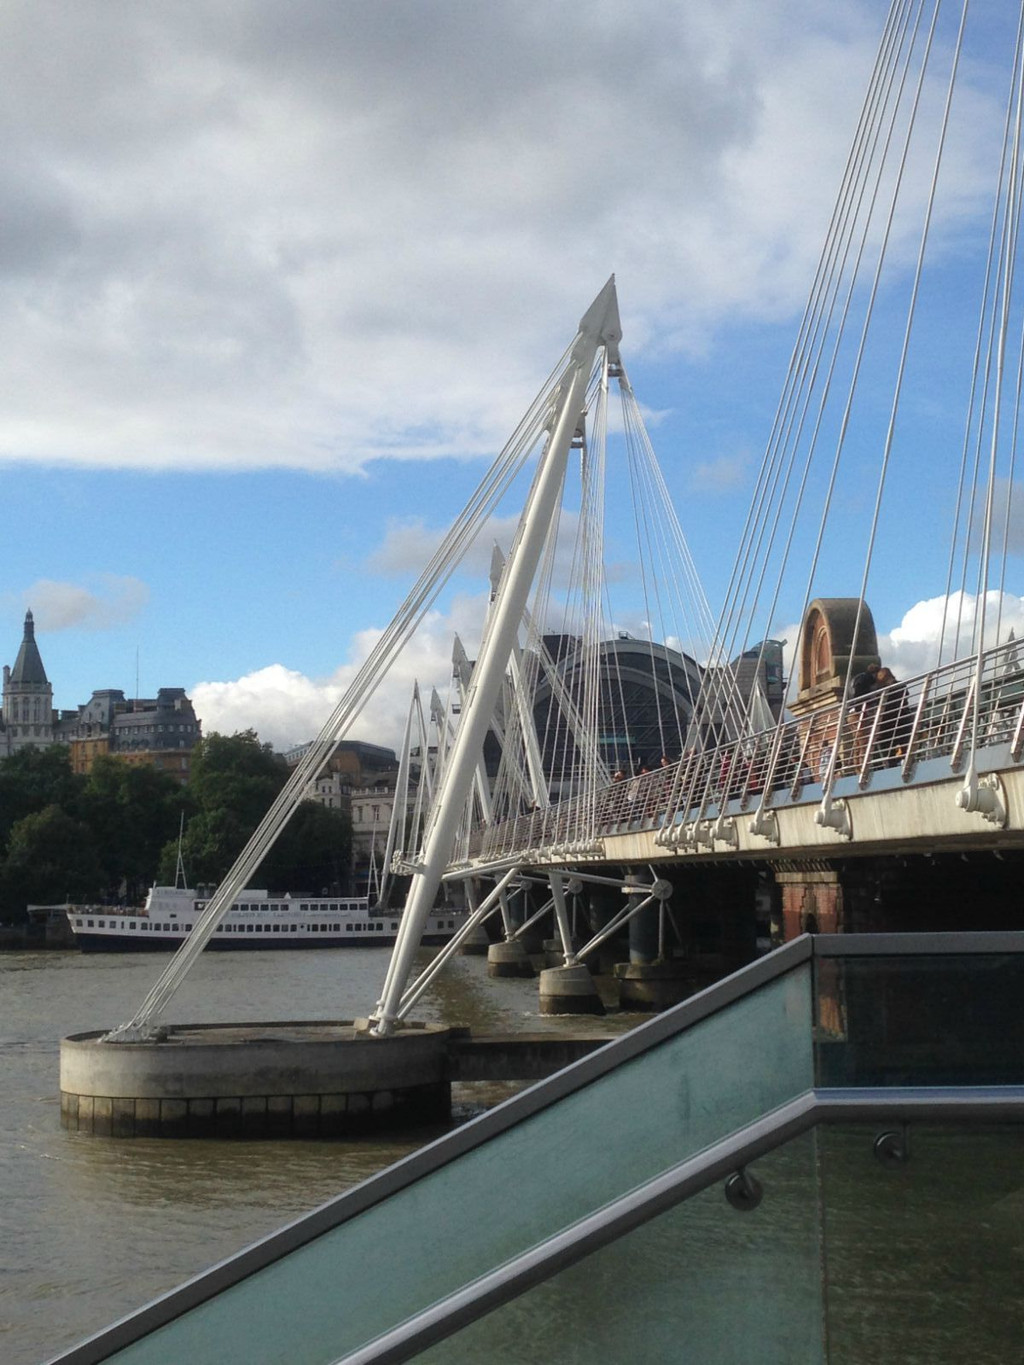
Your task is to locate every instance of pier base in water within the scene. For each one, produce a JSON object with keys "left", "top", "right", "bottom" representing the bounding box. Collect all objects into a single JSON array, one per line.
[
  {"left": 486, "top": 939, "right": 534, "bottom": 978},
  {"left": 60, "top": 1021, "right": 452, "bottom": 1138},
  {"left": 538, "top": 963, "right": 605, "bottom": 1016},
  {"left": 615, "top": 960, "right": 693, "bottom": 1011}
]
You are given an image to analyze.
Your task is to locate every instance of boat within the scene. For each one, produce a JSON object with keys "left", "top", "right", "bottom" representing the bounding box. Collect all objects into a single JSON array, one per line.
[{"left": 65, "top": 884, "right": 467, "bottom": 952}]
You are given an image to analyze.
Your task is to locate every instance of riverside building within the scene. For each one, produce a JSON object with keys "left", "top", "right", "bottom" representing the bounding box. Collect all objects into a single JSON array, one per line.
[{"left": 0, "top": 609, "right": 201, "bottom": 780}]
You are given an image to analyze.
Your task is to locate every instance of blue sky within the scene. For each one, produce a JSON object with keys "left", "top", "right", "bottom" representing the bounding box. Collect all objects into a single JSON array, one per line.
[{"left": 2, "top": 0, "right": 1021, "bottom": 750}]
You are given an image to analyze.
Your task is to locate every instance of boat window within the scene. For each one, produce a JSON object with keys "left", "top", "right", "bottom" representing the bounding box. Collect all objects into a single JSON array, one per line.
[
  {"left": 290, "top": 925, "right": 297, "bottom": 932},
  {"left": 98, "top": 920, "right": 106, "bottom": 928},
  {"left": 333, "top": 924, "right": 340, "bottom": 931},
  {"left": 129, "top": 922, "right": 136, "bottom": 930},
  {"left": 246, "top": 924, "right": 254, "bottom": 933},
  {"left": 391, "top": 922, "right": 398, "bottom": 930},
  {"left": 330, "top": 903, "right": 338, "bottom": 913},
  {"left": 272, "top": 924, "right": 280, "bottom": 932},
  {"left": 376, "top": 923, "right": 384, "bottom": 931},
  {"left": 186, "top": 925, "right": 192, "bottom": 931},
  {"left": 300, "top": 903, "right": 309, "bottom": 912},
  {"left": 346, "top": 924, "right": 353, "bottom": 931},
  {"left": 86, "top": 919, "right": 94, "bottom": 927}
]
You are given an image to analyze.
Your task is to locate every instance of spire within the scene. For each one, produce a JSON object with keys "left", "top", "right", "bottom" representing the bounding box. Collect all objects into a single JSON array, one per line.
[{"left": 10, "top": 610, "right": 49, "bottom": 686}]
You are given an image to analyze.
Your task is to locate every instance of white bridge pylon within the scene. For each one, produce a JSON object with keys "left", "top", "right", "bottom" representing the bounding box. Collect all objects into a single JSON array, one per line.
[
  {"left": 371, "top": 280, "right": 623, "bottom": 1034},
  {"left": 105, "top": 275, "right": 730, "bottom": 1044}
]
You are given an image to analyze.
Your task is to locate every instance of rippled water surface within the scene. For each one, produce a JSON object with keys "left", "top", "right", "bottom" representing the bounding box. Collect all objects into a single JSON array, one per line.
[{"left": 1, "top": 947, "right": 624, "bottom": 1365}]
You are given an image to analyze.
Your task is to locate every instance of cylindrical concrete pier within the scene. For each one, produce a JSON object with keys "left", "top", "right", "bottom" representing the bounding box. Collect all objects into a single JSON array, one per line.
[
  {"left": 458, "top": 922, "right": 492, "bottom": 955},
  {"left": 486, "top": 939, "right": 534, "bottom": 978},
  {"left": 615, "top": 961, "right": 693, "bottom": 1011},
  {"left": 60, "top": 1021, "right": 452, "bottom": 1138},
  {"left": 538, "top": 964, "right": 605, "bottom": 1016}
]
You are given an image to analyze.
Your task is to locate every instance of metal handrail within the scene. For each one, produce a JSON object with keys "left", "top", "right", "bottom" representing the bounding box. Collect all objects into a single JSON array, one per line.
[
  {"left": 45, "top": 933, "right": 1024, "bottom": 1365},
  {"left": 477, "top": 637, "right": 1024, "bottom": 861},
  {"left": 333, "top": 1086, "right": 1024, "bottom": 1365}
]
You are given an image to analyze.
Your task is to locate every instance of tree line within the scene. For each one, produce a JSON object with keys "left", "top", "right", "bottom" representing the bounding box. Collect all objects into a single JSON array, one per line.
[{"left": 0, "top": 730, "right": 352, "bottom": 922}]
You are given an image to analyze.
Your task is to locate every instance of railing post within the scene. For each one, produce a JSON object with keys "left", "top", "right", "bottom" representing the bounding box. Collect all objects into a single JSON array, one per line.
[
  {"left": 900, "top": 675, "right": 931, "bottom": 781},
  {"left": 950, "top": 676, "right": 977, "bottom": 773},
  {"left": 858, "top": 689, "right": 885, "bottom": 789}
]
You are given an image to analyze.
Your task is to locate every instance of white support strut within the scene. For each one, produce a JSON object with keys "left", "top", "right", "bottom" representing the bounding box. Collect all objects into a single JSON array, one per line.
[{"left": 372, "top": 278, "right": 622, "bottom": 1035}]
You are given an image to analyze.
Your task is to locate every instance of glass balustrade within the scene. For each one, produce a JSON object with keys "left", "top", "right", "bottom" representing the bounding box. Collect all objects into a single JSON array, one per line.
[
  {"left": 410, "top": 1122, "right": 1024, "bottom": 1365},
  {"left": 56, "top": 936, "right": 1024, "bottom": 1365}
]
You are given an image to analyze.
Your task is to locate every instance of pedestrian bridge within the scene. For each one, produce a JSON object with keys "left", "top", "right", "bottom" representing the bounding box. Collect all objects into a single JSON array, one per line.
[
  {"left": 101, "top": 0, "right": 1024, "bottom": 1045},
  {"left": 468, "top": 637, "right": 1024, "bottom": 872}
]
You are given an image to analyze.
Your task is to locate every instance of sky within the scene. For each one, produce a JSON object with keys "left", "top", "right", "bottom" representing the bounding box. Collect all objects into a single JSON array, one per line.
[{"left": 2, "top": 0, "right": 1022, "bottom": 752}]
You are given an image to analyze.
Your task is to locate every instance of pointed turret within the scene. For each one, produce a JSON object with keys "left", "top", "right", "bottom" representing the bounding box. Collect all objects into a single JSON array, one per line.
[
  {"left": 11, "top": 610, "right": 49, "bottom": 686},
  {"left": 3, "top": 609, "right": 55, "bottom": 752}
]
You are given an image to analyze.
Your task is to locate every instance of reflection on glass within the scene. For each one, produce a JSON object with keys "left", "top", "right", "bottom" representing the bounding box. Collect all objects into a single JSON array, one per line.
[
  {"left": 102, "top": 968, "right": 814, "bottom": 1365},
  {"left": 815, "top": 955, "right": 1024, "bottom": 1086},
  {"left": 416, "top": 1133, "right": 824, "bottom": 1365},
  {"left": 822, "top": 1124, "right": 1024, "bottom": 1364}
]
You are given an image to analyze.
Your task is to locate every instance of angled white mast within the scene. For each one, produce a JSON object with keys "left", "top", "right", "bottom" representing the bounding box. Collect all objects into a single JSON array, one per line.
[{"left": 372, "top": 278, "right": 622, "bottom": 1035}]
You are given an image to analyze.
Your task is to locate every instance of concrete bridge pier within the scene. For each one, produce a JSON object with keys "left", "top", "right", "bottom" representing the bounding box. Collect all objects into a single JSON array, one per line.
[
  {"left": 538, "top": 963, "right": 605, "bottom": 1015},
  {"left": 616, "top": 879, "right": 691, "bottom": 1011},
  {"left": 486, "top": 885, "right": 536, "bottom": 977},
  {"left": 486, "top": 939, "right": 534, "bottom": 978},
  {"left": 458, "top": 878, "right": 495, "bottom": 955}
]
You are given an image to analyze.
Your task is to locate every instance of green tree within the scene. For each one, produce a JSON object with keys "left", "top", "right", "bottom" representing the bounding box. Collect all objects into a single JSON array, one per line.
[
  {"left": 261, "top": 800, "right": 352, "bottom": 894},
  {"left": 80, "top": 756, "right": 191, "bottom": 903},
  {"left": 188, "top": 731, "right": 286, "bottom": 830},
  {"left": 156, "top": 733, "right": 353, "bottom": 892},
  {"left": 0, "top": 746, "right": 84, "bottom": 852},
  {"left": 1, "top": 805, "right": 103, "bottom": 919}
]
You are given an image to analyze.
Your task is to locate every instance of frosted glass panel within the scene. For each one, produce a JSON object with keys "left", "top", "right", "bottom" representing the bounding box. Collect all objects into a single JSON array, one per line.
[
  {"left": 106, "top": 966, "right": 814, "bottom": 1365},
  {"left": 416, "top": 1133, "right": 824, "bottom": 1365}
]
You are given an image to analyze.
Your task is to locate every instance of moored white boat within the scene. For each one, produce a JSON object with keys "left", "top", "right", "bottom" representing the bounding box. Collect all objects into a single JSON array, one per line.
[{"left": 66, "top": 884, "right": 466, "bottom": 952}]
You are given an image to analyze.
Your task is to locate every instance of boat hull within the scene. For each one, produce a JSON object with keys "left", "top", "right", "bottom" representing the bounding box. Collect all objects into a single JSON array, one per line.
[{"left": 72, "top": 929, "right": 460, "bottom": 953}]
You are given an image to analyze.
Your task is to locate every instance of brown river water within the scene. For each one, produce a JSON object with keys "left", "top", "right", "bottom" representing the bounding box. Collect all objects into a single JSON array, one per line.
[{"left": 0, "top": 945, "right": 627, "bottom": 1365}]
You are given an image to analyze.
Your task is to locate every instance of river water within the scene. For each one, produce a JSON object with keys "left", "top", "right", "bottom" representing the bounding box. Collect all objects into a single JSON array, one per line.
[{"left": 1, "top": 946, "right": 626, "bottom": 1365}]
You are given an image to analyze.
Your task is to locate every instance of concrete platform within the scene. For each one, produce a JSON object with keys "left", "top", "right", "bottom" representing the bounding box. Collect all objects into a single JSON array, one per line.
[
  {"left": 60, "top": 1020, "right": 612, "bottom": 1138},
  {"left": 60, "top": 1020, "right": 452, "bottom": 1138}
]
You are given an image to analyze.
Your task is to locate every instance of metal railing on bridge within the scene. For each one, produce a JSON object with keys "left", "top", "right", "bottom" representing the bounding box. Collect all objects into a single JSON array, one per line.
[{"left": 473, "top": 638, "right": 1024, "bottom": 863}]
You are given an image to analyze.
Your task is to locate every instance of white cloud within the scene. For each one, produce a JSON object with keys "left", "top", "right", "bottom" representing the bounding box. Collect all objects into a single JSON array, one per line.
[
  {"left": 879, "top": 591, "right": 1024, "bottom": 679},
  {"left": 367, "top": 515, "right": 525, "bottom": 579},
  {"left": 0, "top": 0, "right": 957, "bottom": 475},
  {"left": 690, "top": 452, "right": 751, "bottom": 493},
  {"left": 20, "top": 574, "right": 149, "bottom": 631},
  {"left": 191, "top": 593, "right": 490, "bottom": 751}
]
